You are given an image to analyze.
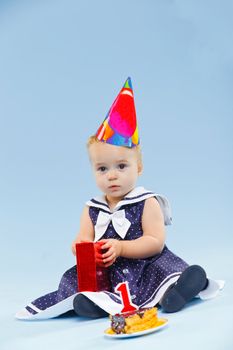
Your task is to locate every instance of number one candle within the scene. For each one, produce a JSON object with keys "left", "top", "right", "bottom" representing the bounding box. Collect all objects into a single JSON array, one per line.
[{"left": 115, "top": 281, "right": 138, "bottom": 313}]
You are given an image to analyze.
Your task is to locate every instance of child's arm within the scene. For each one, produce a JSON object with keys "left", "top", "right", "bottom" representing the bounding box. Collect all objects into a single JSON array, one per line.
[
  {"left": 71, "top": 206, "right": 95, "bottom": 255},
  {"left": 101, "top": 198, "right": 165, "bottom": 266}
]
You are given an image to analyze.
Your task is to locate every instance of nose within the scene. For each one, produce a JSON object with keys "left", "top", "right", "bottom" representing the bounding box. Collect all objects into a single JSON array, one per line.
[{"left": 107, "top": 169, "right": 117, "bottom": 181}]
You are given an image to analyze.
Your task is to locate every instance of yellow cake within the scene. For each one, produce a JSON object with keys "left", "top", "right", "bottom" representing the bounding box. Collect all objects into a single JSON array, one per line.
[{"left": 106, "top": 307, "right": 167, "bottom": 335}]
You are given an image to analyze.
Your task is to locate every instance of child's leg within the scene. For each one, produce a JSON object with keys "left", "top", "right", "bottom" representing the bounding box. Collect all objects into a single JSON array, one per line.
[
  {"left": 160, "top": 265, "right": 208, "bottom": 313},
  {"left": 73, "top": 294, "right": 108, "bottom": 318}
]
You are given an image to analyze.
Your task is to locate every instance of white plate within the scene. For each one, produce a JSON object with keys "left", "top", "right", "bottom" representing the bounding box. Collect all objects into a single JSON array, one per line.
[{"left": 104, "top": 319, "right": 168, "bottom": 338}]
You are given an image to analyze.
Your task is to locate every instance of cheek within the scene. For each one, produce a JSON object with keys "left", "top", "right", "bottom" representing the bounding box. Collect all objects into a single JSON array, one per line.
[
  {"left": 95, "top": 175, "right": 101, "bottom": 184},
  {"left": 95, "top": 175, "right": 105, "bottom": 188},
  {"left": 130, "top": 169, "right": 139, "bottom": 182},
  {"left": 123, "top": 170, "right": 137, "bottom": 183}
]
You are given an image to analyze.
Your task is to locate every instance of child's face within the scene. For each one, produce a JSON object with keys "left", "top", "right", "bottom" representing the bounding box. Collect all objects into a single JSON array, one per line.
[{"left": 89, "top": 142, "right": 142, "bottom": 202}]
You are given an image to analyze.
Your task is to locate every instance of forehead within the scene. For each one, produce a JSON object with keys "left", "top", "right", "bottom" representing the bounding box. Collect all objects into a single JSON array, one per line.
[{"left": 88, "top": 142, "right": 137, "bottom": 163}]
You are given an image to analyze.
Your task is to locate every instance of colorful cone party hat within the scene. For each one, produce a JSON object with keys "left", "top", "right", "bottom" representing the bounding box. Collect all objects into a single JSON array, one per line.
[{"left": 95, "top": 77, "right": 139, "bottom": 147}]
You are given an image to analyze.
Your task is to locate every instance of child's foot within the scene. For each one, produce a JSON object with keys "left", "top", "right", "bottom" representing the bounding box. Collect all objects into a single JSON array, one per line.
[
  {"left": 15, "top": 308, "right": 34, "bottom": 320},
  {"left": 15, "top": 304, "right": 40, "bottom": 320},
  {"left": 160, "top": 265, "right": 208, "bottom": 313},
  {"left": 73, "top": 294, "right": 108, "bottom": 318}
]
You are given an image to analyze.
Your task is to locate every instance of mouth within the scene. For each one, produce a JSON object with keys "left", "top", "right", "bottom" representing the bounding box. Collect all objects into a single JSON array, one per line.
[{"left": 109, "top": 185, "right": 120, "bottom": 191}]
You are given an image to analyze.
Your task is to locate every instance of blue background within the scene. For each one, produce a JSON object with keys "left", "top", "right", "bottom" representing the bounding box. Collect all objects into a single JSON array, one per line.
[{"left": 1, "top": 0, "right": 233, "bottom": 349}]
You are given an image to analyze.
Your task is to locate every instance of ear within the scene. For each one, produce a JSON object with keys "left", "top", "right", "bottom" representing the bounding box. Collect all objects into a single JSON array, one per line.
[{"left": 138, "top": 163, "right": 143, "bottom": 176}]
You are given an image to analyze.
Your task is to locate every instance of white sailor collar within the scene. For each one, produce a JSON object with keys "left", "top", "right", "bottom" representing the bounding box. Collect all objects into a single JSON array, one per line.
[{"left": 86, "top": 186, "right": 172, "bottom": 226}]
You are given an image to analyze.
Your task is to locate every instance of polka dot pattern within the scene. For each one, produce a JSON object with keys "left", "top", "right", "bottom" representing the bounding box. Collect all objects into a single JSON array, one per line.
[
  {"left": 89, "top": 200, "right": 189, "bottom": 306},
  {"left": 30, "top": 197, "right": 188, "bottom": 313}
]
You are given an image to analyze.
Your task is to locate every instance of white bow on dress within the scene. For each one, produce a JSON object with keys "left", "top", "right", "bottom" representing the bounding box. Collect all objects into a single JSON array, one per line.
[{"left": 94, "top": 209, "right": 131, "bottom": 241}]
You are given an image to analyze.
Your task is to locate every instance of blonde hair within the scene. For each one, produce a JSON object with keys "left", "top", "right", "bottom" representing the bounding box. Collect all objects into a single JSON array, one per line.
[{"left": 87, "top": 135, "right": 143, "bottom": 167}]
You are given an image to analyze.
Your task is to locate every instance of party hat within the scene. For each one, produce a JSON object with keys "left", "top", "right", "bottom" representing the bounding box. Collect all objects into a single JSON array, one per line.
[{"left": 95, "top": 77, "right": 139, "bottom": 147}]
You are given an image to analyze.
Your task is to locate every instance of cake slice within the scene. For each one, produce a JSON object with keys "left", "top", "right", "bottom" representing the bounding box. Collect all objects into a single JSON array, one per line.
[{"left": 107, "top": 307, "right": 166, "bottom": 335}]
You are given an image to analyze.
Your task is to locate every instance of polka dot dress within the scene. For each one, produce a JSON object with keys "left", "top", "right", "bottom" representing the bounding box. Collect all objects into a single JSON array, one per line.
[
  {"left": 89, "top": 200, "right": 188, "bottom": 307},
  {"left": 27, "top": 189, "right": 189, "bottom": 316}
]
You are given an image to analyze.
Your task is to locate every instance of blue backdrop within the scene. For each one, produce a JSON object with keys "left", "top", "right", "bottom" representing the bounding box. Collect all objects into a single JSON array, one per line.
[{"left": 1, "top": 1, "right": 233, "bottom": 349}]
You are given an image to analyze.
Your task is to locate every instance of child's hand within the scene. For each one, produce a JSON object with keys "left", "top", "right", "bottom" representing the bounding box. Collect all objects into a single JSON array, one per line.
[
  {"left": 100, "top": 239, "right": 122, "bottom": 267},
  {"left": 71, "top": 239, "right": 92, "bottom": 255},
  {"left": 71, "top": 241, "right": 77, "bottom": 255}
]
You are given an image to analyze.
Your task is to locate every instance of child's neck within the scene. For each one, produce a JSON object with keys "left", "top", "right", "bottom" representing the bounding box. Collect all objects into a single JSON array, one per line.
[{"left": 105, "top": 195, "right": 123, "bottom": 211}]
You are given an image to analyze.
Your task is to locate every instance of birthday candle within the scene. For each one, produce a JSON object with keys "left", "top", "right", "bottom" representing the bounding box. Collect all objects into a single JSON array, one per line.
[{"left": 115, "top": 281, "right": 138, "bottom": 313}]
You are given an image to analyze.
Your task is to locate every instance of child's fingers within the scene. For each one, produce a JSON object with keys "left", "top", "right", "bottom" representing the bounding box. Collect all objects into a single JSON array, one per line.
[
  {"left": 101, "top": 241, "right": 111, "bottom": 250},
  {"left": 103, "top": 257, "right": 112, "bottom": 264},
  {"left": 99, "top": 239, "right": 108, "bottom": 246},
  {"left": 103, "top": 252, "right": 116, "bottom": 264},
  {"left": 103, "top": 257, "right": 116, "bottom": 267},
  {"left": 102, "top": 247, "right": 114, "bottom": 259}
]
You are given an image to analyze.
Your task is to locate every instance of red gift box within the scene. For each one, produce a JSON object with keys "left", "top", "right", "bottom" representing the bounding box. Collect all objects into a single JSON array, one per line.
[{"left": 75, "top": 242, "right": 111, "bottom": 292}]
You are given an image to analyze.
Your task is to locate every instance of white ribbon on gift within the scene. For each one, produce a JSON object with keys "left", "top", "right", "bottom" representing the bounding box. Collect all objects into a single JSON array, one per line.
[{"left": 94, "top": 209, "right": 131, "bottom": 241}]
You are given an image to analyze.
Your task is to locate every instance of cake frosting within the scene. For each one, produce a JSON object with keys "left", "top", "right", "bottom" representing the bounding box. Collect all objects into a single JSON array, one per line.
[{"left": 106, "top": 307, "right": 167, "bottom": 335}]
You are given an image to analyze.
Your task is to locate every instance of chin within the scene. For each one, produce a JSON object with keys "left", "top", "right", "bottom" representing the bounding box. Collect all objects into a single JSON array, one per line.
[{"left": 107, "top": 190, "right": 123, "bottom": 198}]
